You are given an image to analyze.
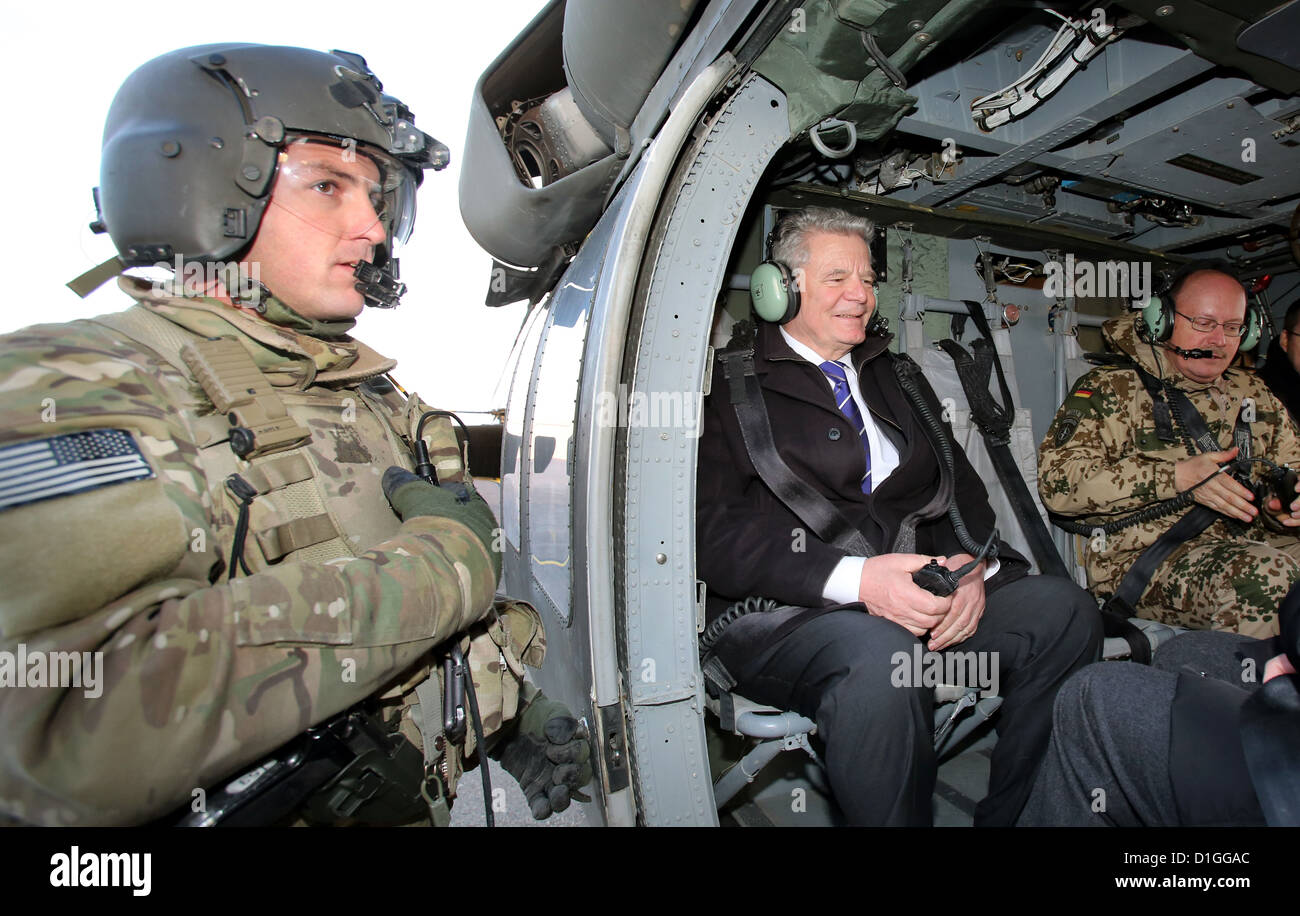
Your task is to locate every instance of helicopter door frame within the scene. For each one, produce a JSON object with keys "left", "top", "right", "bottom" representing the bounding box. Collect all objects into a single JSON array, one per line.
[{"left": 610, "top": 69, "right": 792, "bottom": 824}]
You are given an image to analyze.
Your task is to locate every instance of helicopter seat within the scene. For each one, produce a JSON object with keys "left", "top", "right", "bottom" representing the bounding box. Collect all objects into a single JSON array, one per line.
[{"left": 706, "top": 684, "right": 1002, "bottom": 810}]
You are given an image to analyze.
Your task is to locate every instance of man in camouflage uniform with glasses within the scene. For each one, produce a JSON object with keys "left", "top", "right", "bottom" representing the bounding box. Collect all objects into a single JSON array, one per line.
[
  {"left": 1039, "top": 266, "right": 1300, "bottom": 638},
  {"left": 0, "top": 43, "right": 589, "bottom": 826}
]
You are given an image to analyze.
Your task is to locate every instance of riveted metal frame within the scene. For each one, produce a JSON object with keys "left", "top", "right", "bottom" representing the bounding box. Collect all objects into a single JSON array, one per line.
[{"left": 617, "top": 72, "right": 791, "bottom": 825}]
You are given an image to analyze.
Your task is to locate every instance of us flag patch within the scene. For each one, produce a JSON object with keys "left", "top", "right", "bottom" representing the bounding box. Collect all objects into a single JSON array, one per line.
[{"left": 0, "top": 429, "right": 154, "bottom": 511}]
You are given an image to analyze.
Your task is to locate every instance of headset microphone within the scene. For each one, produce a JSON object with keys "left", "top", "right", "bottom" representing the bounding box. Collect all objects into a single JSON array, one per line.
[{"left": 1166, "top": 344, "right": 1214, "bottom": 359}]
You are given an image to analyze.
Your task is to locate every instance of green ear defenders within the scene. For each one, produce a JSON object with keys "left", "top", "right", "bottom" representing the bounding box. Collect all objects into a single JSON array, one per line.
[
  {"left": 750, "top": 217, "right": 890, "bottom": 334},
  {"left": 1139, "top": 259, "right": 1262, "bottom": 350},
  {"left": 1244, "top": 305, "right": 1263, "bottom": 351},
  {"left": 1138, "top": 292, "right": 1173, "bottom": 342},
  {"left": 750, "top": 259, "right": 800, "bottom": 324},
  {"left": 749, "top": 257, "right": 891, "bottom": 335}
]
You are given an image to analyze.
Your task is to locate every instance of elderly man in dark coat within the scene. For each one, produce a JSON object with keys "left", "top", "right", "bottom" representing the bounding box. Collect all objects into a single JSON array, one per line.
[{"left": 695, "top": 206, "right": 1101, "bottom": 826}]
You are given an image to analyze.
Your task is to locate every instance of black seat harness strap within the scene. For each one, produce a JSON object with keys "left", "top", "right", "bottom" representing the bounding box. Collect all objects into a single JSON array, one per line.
[
  {"left": 1135, "top": 363, "right": 1178, "bottom": 445},
  {"left": 944, "top": 303, "right": 1074, "bottom": 577},
  {"left": 938, "top": 308, "right": 1157, "bottom": 664},
  {"left": 698, "top": 346, "right": 878, "bottom": 696},
  {"left": 960, "top": 300, "right": 1017, "bottom": 436},
  {"left": 721, "top": 348, "right": 875, "bottom": 558},
  {"left": 889, "top": 354, "right": 965, "bottom": 556},
  {"left": 935, "top": 335, "right": 1071, "bottom": 581},
  {"left": 1105, "top": 504, "right": 1219, "bottom": 619},
  {"left": 937, "top": 322, "right": 1151, "bottom": 663}
]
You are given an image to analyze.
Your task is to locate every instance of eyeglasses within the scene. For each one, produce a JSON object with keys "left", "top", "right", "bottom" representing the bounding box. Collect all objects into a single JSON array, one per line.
[{"left": 1174, "top": 310, "right": 1247, "bottom": 337}]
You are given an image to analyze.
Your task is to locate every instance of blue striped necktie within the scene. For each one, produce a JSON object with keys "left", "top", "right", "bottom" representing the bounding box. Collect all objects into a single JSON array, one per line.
[{"left": 820, "top": 360, "right": 872, "bottom": 494}]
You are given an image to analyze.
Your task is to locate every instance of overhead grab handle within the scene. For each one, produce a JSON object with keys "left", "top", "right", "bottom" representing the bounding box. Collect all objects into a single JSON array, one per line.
[{"left": 809, "top": 118, "right": 857, "bottom": 159}]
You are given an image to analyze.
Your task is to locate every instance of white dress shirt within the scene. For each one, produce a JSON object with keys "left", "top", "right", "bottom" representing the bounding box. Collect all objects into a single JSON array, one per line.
[{"left": 777, "top": 328, "right": 999, "bottom": 604}]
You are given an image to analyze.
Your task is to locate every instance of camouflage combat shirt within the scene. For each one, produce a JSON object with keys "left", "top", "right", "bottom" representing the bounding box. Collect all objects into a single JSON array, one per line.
[
  {"left": 1039, "top": 313, "right": 1300, "bottom": 599},
  {"left": 0, "top": 278, "right": 499, "bottom": 825}
]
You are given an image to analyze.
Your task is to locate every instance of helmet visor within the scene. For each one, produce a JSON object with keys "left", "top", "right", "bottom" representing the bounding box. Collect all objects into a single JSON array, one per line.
[{"left": 269, "top": 136, "right": 418, "bottom": 250}]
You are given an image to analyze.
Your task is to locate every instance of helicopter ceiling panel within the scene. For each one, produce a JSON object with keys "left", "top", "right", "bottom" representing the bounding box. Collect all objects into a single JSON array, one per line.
[{"left": 1065, "top": 99, "right": 1297, "bottom": 216}]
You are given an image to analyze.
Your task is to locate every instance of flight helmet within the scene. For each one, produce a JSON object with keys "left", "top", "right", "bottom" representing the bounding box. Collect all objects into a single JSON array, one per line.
[{"left": 94, "top": 43, "right": 448, "bottom": 307}]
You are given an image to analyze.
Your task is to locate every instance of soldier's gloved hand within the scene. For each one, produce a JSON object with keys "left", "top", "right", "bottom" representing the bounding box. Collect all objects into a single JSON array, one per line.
[
  {"left": 381, "top": 467, "right": 501, "bottom": 580},
  {"left": 491, "top": 690, "right": 592, "bottom": 820}
]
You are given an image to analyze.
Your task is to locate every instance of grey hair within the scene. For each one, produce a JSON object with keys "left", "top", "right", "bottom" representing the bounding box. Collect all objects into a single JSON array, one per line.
[{"left": 769, "top": 206, "right": 875, "bottom": 270}]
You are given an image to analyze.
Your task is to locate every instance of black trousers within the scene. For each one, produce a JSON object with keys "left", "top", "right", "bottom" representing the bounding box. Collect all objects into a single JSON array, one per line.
[
  {"left": 715, "top": 575, "right": 1102, "bottom": 826},
  {"left": 1017, "top": 631, "right": 1267, "bottom": 826}
]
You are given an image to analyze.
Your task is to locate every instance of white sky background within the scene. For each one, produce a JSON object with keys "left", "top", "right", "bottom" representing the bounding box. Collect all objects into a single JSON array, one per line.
[{"left": 5, "top": 0, "right": 549, "bottom": 413}]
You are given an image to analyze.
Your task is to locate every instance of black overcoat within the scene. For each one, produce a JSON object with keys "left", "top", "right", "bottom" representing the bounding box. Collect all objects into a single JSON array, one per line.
[{"left": 696, "top": 320, "right": 1029, "bottom": 618}]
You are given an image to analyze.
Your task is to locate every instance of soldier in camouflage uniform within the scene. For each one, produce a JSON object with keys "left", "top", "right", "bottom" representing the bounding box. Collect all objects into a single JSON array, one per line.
[
  {"left": 1039, "top": 268, "right": 1300, "bottom": 638},
  {"left": 0, "top": 44, "right": 589, "bottom": 826}
]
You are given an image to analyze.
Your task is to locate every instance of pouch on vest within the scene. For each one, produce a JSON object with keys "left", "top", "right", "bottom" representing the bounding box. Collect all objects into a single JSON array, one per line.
[
  {"left": 181, "top": 335, "right": 360, "bottom": 573},
  {"left": 406, "top": 597, "right": 545, "bottom": 804},
  {"left": 182, "top": 336, "right": 311, "bottom": 460},
  {"left": 89, "top": 307, "right": 366, "bottom": 577},
  {"left": 461, "top": 597, "right": 546, "bottom": 760},
  {"left": 182, "top": 338, "right": 412, "bottom": 574},
  {"left": 402, "top": 394, "right": 471, "bottom": 488}
]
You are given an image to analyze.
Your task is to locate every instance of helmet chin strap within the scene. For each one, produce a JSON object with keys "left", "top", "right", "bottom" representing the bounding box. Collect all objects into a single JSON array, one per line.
[
  {"left": 232, "top": 281, "right": 274, "bottom": 314},
  {"left": 353, "top": 258, "right": 406, "bottom": 308}
]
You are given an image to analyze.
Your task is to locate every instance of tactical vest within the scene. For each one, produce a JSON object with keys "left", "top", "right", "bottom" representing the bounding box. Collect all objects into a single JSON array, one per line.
[
  {"left": 91, "top": 304, "right": 467, "bottom": 577},
  {"left": 89, "top": 303, "right": 506, "bottom": 824}
]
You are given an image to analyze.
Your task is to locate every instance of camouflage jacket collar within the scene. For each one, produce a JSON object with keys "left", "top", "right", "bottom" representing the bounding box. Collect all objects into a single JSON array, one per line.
[
  {"left": 120, "top": 277, "right": 397, "bottom": 387},
  {"left": 1102, "top": 312, "right": 1232, "bottom": 396}
]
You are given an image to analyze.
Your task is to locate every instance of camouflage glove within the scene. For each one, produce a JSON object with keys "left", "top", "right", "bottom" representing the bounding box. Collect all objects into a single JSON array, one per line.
[
  {"left": 491, "top": 688, "right": 592, "bottom": 820},
  {"left": 381, "top": 467, "right": 501, "bottom": 580}
]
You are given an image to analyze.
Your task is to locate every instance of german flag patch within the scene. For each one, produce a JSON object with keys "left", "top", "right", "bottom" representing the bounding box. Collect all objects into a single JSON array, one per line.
[{"left": 1062, "top": 384, "right": 1098, "bottom": 416}]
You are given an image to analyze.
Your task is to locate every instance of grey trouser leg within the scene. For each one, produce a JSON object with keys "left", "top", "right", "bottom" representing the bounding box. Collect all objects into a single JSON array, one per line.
[
  {"left": 1153, "top": 630, "right": 1264, "bottom": 689},
  {"left": 1018, "top": 631, "right": 1268, "bottom": 827},
  {"left": 1017, "top": 663, "right": 1180, "bottom": 826}
]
